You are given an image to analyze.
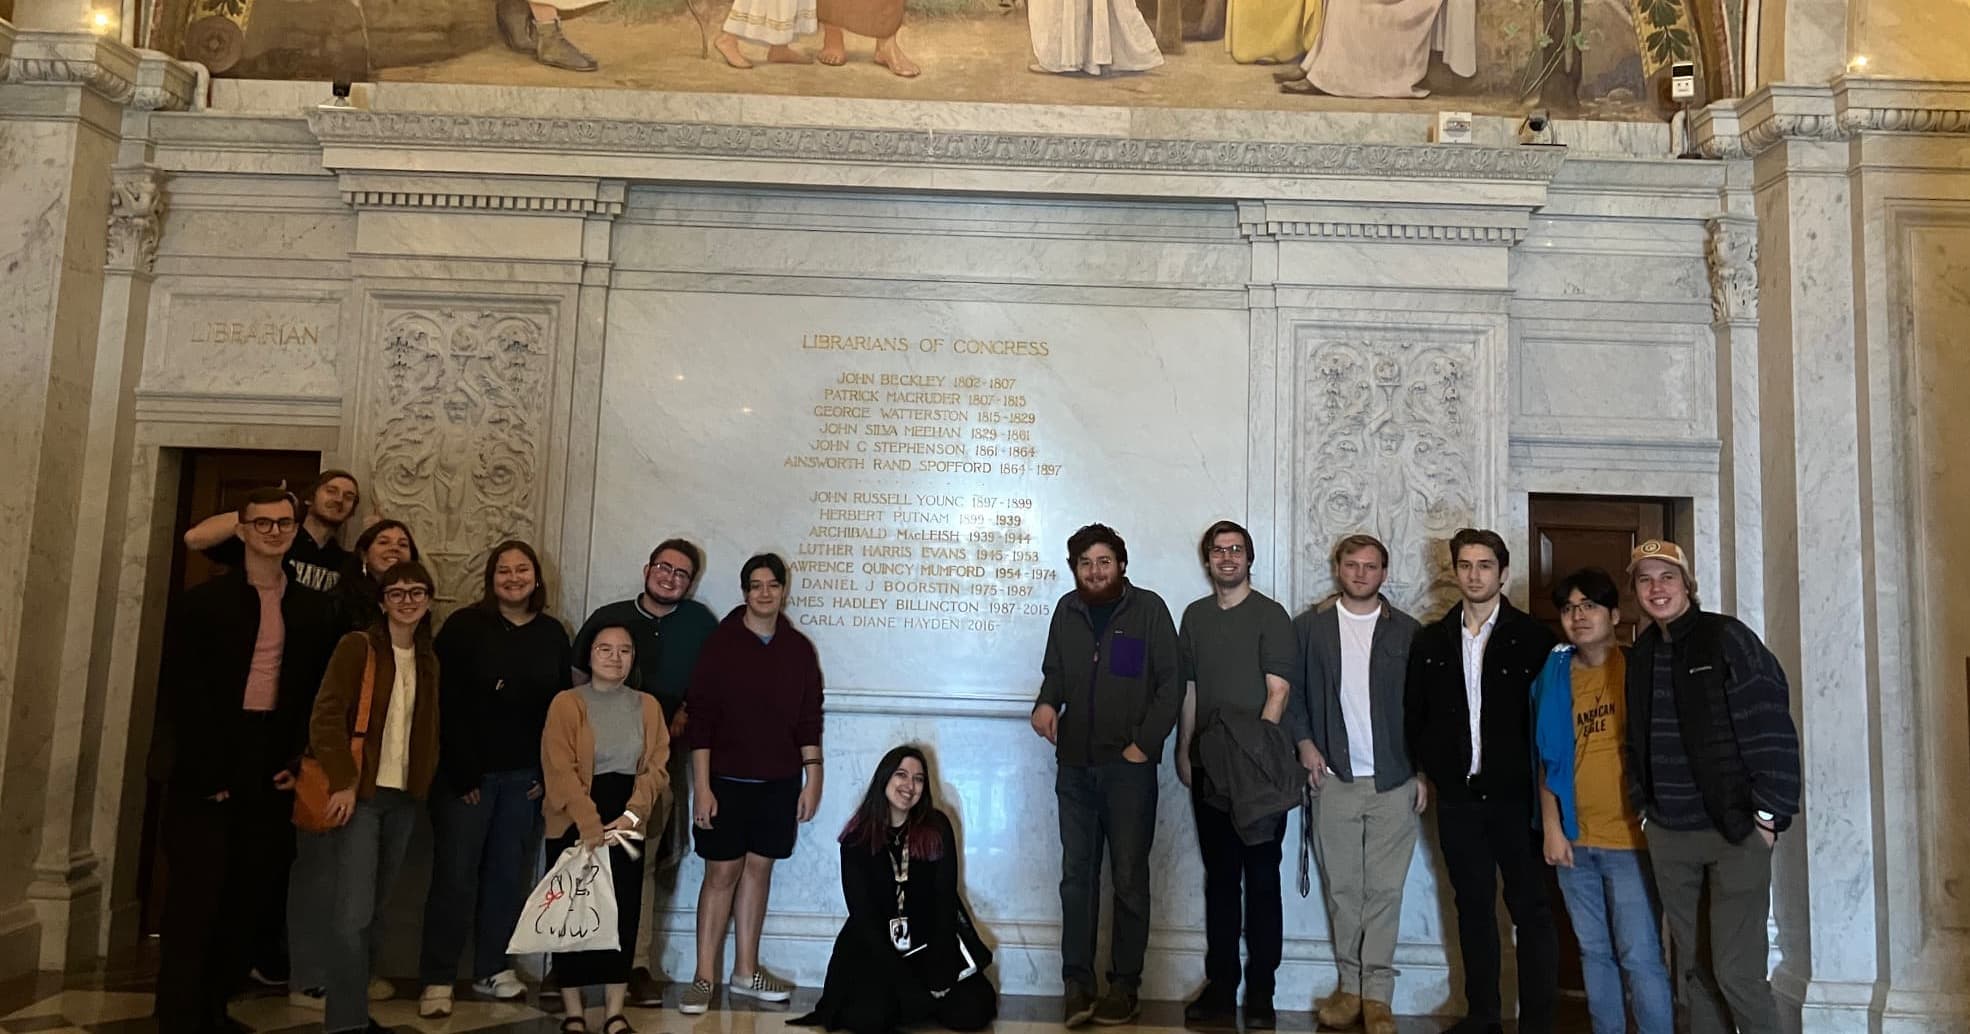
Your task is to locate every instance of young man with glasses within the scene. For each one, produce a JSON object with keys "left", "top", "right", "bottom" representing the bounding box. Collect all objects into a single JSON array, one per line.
[
  {"left": 1174, "top": 520, "right": 1298, "bottom": 1029},
  {"left": 152, "top": 488, "right": 340, "bottom": 1034},
  {"left": 184, "top": 470, "right": 361, "bottom": 592},
  {"left": 570, "top": 538, "right": 719, "bottom": 1006}
]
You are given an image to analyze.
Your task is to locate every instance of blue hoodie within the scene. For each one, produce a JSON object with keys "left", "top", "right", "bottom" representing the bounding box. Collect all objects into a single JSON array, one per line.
[{"left": 1529, "top": 645, "right": 1582, "bottom": 841}]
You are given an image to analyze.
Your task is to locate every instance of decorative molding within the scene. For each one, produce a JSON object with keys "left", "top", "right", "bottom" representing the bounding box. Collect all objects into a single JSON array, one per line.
[
  {"left": 1, "top": 32, "right": 199, "bottom": 109},
  {"left": 341, "top": 189, "right": 626, "bottom": 215},
  {"left": 1706, "top": 216, "right": 1758, "bottom": 325},
  {"left": 1697, "top": 78, "right": 1970, "bottom": 159},
  {"left": 132, "top": 390, "right": 343, "bottom": 427},
  {"left": 307, "top": 107, "right": 1570, "bottom": 182},
  {"left": 1294, "top": 329, "right": 1481, "bottom": 618},
  {"left": 106, "top": 168, "right": 165, "bottom": 273},
  {"left": 364, "top": 305, "right": 553, "bottom": 608},
  {"left": 1239, "top": 219, "right": 1528, "bottom": 245},
  {"left": 130, "top": 49, "right": 201, "bottom": 111},
  {"left": 0, "top": 20, "right": 16, "bottom": 82}
]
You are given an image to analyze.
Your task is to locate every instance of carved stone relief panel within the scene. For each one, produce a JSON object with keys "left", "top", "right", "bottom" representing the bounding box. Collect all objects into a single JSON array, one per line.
[
  {"left": 1294, "top": 326, "right": 1484, "bottom": 619},
  {"left": 364, "top": 304, "right": 554, "bottom": 608}
]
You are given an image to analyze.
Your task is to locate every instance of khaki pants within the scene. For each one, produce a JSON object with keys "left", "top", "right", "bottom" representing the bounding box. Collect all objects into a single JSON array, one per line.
[
  {"left": 1310, "top": 776, "right": 1419, "bottom": 1003},
  {"left": 1643, "top": 824, "right": 1780, "bottom": 1034}
]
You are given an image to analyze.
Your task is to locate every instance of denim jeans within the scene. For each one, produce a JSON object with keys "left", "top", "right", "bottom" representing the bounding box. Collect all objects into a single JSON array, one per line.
[
  {"left": 289, "top": 828, "right": 336, "bottom": 991},
  {"left": 1056, "top": 760, "right": 1159, "bottom": 995},
  {"left": 323, "top": 788, "right": 418, "bottom": 1033},
  {"left": 1554, "top": 846, "right": 1674, "bottom": 1034},
  {"left": 1191, "top": 783, "right": 1285, "bottom": 997},
  {"left": 418, "top": 769, "right": 542, "bottom": 986}
]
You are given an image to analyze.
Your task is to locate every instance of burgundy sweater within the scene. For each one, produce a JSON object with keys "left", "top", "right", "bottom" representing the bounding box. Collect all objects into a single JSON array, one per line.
[{"left": 681, "top": 608, "right": 825, "bottom": 781}]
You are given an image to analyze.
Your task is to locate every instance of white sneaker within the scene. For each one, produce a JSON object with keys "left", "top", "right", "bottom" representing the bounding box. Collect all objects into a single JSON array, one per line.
[
  {"left": 419, "top": 985, "right": 454, "bottom": 1019},
  {"left": 728, "top": 969, "right": 792, "bottom": 1003},
  {"left": 287, "top": 987, "right": 326, "bottom": 1011},
  {"left": 472, "top": 970, "right": 527, "bottom": 1000},
  {"left": 368, "top": 977, "right": 395, "bottom": 1001}
]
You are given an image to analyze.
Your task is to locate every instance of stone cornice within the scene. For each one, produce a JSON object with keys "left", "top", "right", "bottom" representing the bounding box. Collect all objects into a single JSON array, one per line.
[
  {"left": 0, "top": 31, "right": 199, "bottom": 109},
  {"left": 0, "top": 19, "right": 17, "bottom": 82},
  {"left": 1696, "top": 78, "right": 1970, "bottom": 159},
  {"left": 306, "top": 107, "right": 1569, "bottom": 183},
  {"left": 1236, "top": 199, "right": 1532, "bottom": 245}
]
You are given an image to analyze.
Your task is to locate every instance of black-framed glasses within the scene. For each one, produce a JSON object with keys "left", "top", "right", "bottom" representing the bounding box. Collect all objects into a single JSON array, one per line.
[
  {"left": 383, "top": 586, "right": 430, "bottom": 604},
  {"left": 247, "top": 517, "right": 298, "bottom": 534}
]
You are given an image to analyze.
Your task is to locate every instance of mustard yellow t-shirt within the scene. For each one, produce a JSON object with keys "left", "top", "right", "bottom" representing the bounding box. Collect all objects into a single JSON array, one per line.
[{"left": 1571, "top": 652, "right": 1645, "bottom": 850}]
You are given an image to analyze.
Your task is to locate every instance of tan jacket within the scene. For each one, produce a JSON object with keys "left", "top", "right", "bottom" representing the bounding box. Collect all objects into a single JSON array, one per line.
[
  {"left": 309, "top": 627, "right": 441, "bottom": 799},
  {"left": 541, "top": 687, "right": 671, "bottom": 842}
]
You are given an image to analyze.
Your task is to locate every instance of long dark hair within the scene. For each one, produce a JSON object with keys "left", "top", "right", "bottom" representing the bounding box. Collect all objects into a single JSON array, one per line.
[
  {"left": 840, "top": 744, "right": 945, "bottom": 860},
  {"left": 340, "top": 519, "right": 422, "bottom": 617},
  {"left": 476, "top": 539, "right": 549, "bottom": 615}
]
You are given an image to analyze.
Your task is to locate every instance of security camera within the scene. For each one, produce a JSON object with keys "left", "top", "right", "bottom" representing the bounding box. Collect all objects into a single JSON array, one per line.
[
  {"left": 1518, "top": 109, "right": 1554, "bottom": 145},
  {"left": 326, "top": 80, "right": 353, "bottom": 108}
]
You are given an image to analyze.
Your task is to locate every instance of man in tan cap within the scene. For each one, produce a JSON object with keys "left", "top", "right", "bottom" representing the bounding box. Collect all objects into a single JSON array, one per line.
[{"left": 1623, "top": 539, "right": 1799, "bottom": 1034}]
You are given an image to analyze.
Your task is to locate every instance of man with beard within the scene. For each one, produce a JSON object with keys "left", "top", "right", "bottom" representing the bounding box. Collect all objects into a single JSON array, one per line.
[
  {"left": 184, "top": 470, "right": 360, "bottom": 593},
  {"left": 1173, "top": 520, "right": 1297, "bottom": 1029},
  {"left": 570, "top": 538, "right": 719, "bottom": 1006},
  {"left": 1285, "top": 534, "right": 1423, "bottom": 1034},
  {"left": 1030, "top": 523, "right": 1181, "bottom": 1028},
  {"left": 1405, "top": 528, "right": 1559, "bottom": 1034}
]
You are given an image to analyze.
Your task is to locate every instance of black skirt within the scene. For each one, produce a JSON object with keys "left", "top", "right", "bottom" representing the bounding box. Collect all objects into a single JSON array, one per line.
[{"left": 545, "top": 772, "right": 645, "bottom": 988}]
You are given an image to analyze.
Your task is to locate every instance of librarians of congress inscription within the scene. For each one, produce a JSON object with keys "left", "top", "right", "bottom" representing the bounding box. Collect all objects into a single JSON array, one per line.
[{"left": 593, "top": 295, "right": 1245, "bottom": 695}]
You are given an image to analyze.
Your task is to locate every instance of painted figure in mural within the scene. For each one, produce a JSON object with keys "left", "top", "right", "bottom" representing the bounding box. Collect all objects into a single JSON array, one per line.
[
  {"left": 1277, "top": 0, "right": 1475, "bottom": 97},
  {"left": 817, "top": 0, "right": 920, "bottom": 76},
  {"left": 495, "top": 0, "right": 608, "bottom": 71},
  {"left": 1027, "top": 0, "right": 1164, "bottom": 76},
  {"left": 1226, "top": 0, "right": 1319, "bottom": 65},
  {"left": 715, "top": 0, "right": 820, "bottom": 68}
]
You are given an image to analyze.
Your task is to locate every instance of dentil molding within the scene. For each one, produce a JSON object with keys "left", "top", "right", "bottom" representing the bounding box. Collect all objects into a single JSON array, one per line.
[
  {"left": 1696, "top": 78, "right": 1970, "bottom": 159},
  {"left": 306, "top": 106, "right": 1569, "bottom": 183}
]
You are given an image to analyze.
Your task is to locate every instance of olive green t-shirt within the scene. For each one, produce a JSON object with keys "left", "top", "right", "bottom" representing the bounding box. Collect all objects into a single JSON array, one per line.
[{"left": 1178, "top": 589, "right": 1298, "bottom": 763}]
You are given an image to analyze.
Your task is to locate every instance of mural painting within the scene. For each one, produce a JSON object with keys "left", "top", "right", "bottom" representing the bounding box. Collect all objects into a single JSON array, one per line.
[{"left": 144, "top": 0, "right": 1739, "bottom": 116}]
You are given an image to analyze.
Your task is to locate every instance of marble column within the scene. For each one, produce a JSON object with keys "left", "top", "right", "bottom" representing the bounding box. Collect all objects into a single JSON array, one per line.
[
  {"left": 1706, "top": 203, "right": 1766, "bottom": 632},
  {"left": 0, "top": 29, "right": 195, "bottom": 976}
]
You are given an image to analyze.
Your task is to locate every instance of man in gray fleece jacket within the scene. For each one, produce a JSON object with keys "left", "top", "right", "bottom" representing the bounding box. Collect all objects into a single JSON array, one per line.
[
  {"left": 1285, "top": 534, "right": 1424, "bottom": 1034},
  {"left": 1030, "top": 523, "right": 1182, "bottom": 1029}
]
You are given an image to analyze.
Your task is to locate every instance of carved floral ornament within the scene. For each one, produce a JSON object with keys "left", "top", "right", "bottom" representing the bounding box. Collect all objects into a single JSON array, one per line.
[
  {"left": 1297, "top": 332, "right": 1478, "bottom": 618},
  {"left": 1705, "top": 218, "right": 1757, "bottom": 325},
  {"left": 106, "top": 169, "right": 166, "bottom": 273},
  {"left": 368, "top": 308, "right": 551, "bottom": 608}
]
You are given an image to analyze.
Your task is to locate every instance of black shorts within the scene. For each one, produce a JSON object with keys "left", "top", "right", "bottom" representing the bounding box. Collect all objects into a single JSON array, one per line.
[{"left": 693, "top": 776, "right": 801, "bottom": 862}]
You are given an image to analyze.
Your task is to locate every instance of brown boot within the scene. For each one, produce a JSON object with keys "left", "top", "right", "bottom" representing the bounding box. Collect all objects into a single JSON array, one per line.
[
  {"left": 534, "top": 20, "right": 597, "bottom": 71},
  {"left": 494, "top": 0, "right": 534, "bottom": 52},
  {"left": 1361, "top": 1000, "right": 1396, "bottom": 1034},
  {"left": 1315, "top": 991, "right": 1362, "bottom": 1029}
]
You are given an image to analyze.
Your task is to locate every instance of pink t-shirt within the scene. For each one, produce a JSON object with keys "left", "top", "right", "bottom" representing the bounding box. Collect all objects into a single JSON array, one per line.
[{"left": 242, "top": 576, "right": 286, "bottom": 712}]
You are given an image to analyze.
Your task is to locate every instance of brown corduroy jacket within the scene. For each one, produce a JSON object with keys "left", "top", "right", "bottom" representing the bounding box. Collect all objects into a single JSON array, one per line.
[
  {"left": 309, "top": 627, "right": 441, "bottom": 799},
  {"left": 541, "top": 687, "right": 670, "bottom": 843}
]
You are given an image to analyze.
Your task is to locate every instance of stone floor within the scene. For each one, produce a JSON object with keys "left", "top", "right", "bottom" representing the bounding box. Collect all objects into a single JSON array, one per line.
[{"left": 0, "top": 956, "right": 1576, "bottom": 1034}]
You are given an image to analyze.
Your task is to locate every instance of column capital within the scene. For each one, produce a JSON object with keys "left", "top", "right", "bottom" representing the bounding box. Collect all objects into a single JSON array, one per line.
[
  {"left": 1695, "top": 77, "right": 1970, "bottom": 159},
  {"left": 106, "top": 166, "right": 165, "bottom": 274},
  {"left": 1705, "top": 215, "right": 1758, "bottom": 326}
]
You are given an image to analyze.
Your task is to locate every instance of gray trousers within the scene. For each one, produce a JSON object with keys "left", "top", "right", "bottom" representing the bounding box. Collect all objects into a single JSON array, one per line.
[
  {"left": 1310, "top": 776, "right": 1419, "bottom": 1003},
  {"left": 1643, "top": 824, "right": 1780, "bottom": 1034}
]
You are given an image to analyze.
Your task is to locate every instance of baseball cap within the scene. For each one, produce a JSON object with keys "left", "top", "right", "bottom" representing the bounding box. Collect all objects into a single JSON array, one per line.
[{"left": 1626, "top": 539, "right": 1691, "bottom": 576}]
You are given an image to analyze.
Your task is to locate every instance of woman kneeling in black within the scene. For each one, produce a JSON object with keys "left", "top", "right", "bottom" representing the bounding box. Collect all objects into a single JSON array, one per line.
[{"left": 792, "top": 745, "right": 996, "bottom": 1034}]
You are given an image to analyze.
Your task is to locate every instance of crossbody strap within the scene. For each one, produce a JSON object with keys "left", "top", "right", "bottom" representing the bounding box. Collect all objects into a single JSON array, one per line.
[{"left": 351, "top": 639, "right": 377, "bottom": 756}]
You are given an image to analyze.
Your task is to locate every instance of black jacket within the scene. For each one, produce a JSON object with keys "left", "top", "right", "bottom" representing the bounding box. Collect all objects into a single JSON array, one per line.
[
  {"left": 1035, "top": 580, "right": 1183, "bottom": 766},
  {"left": 155, "top": 568, "right": 340, "bottom": 799},
  {"left": 1403, "top": 597, "right": 1556, "bottom": 804},
  {"left": 1625, "top": 605, "right": 1801, "bottom": 843},
  {"left": 433, "top": 606, "right": 573, "bottom": 797}
]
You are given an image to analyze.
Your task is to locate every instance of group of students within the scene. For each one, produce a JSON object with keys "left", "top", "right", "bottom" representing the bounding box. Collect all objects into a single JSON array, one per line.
[
  {"left": 1028, "top": 521, "right": 1799, "bottom": 1034},
  {"left": 151, "top": 464, "right": 1799, "bottom": 1034},
  {"left": 150, "top": 470, "right": 996, "bottom": 1034}
]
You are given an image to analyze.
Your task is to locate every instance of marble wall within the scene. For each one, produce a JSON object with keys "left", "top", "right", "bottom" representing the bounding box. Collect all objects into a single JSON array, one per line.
[{"left": 7, "top": 33, "right": 1970, "bottom": 1029}]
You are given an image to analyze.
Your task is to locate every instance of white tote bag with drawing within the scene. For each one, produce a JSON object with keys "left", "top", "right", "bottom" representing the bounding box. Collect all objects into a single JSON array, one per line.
[{"left": 508, "top": 835, "right": 637, "bottom": 955}]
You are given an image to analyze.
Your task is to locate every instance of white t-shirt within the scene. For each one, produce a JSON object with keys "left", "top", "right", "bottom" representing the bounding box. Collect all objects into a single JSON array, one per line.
[
  {"left": 1460, "top": 605, "right": 1500, "bottom": 777},
  {"left": 1337, "top": 603, "right": 1381, "bottom": 778},
  {"left": 375, "top": 644, "right": 418, "bottom": 791}
]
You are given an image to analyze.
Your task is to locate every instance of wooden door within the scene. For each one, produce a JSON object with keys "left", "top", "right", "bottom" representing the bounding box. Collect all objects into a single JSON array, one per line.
[
  {"left": 138, "top": 448, "right": 323, "bottom": 940},
  {"left": 1528, "top": 495, "right": 1674, "bottom": 645}
]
